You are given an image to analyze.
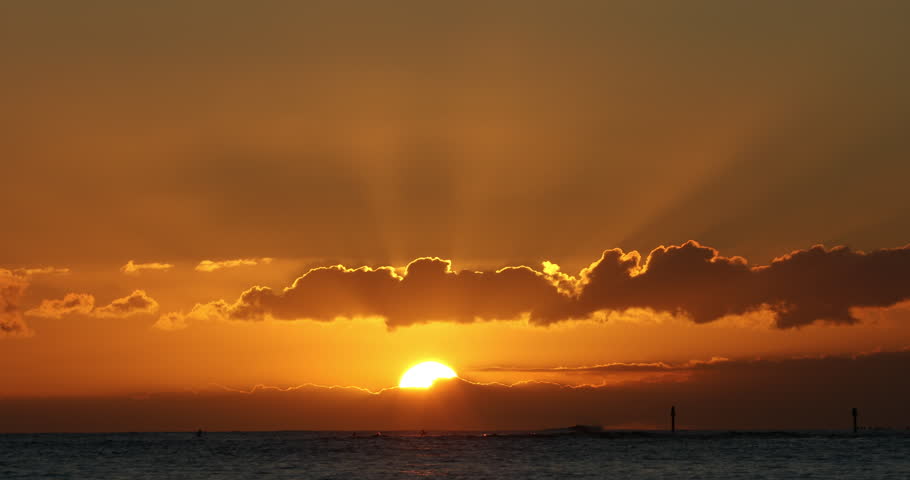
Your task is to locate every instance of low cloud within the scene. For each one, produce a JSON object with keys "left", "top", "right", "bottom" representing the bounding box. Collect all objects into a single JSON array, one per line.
[
  {"left": 2, "top": 350, "right": 907, "bottom": 432},
  {"left": 472, "top": 357, "right": 730, "bottom": 374},
  {"left": 28, "top": 290, "right": 159, "bottom": 319},
  {"left": 121, "top": 260, "right": 174, "bottom": 275},
  {"left": 154, "top": 300, "right": 232, "bottom": 331},
  {"left": 195, "top": 257, "right": 273, "bottom": 273},
  {"left": 0, "top": 270, "right": 32, "bottom": 338},
  {"left": 93, "top": 290, "right": 160, "bottom": 318},
  {"left": 159, "top": 242, "right": 910, "bottom": 330},
  {"left": 26, "top": 293, "right": 95, "bottom": 319},
  {"left": 12, "top": 266, "right": 71, "bottom": 276},
  {"left": 153, "top": 312, "right": 188, "bottom": 331}
]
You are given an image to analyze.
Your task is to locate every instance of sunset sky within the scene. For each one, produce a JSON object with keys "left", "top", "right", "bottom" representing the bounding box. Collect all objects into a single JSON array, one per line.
[{"left": 2, "top": 1, "right": 910, "bottom": 432}]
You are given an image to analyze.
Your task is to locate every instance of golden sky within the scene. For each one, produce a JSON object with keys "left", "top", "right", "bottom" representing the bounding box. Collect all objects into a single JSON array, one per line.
[{"left": 2, "top": 1, "right": 909, "bottom": 431}]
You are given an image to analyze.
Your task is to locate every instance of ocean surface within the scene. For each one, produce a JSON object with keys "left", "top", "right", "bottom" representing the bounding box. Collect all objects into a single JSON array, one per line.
[{"left": 2, "top": 430, "right": 908, "bottom": 479}]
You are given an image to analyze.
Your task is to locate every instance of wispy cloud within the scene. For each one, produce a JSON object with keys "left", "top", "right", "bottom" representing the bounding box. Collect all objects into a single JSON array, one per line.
[
  {"left": 26, "top": 293, "right": 95, "bottom": 319},
  {"left": 153, "top": 312, "right": 188, "bottom": 331},
  {"left": 27, "top": 290, "right": 159, "bottom": 319},
  {"left": 121, "top": 260, "right": 173, "bottom": 275},
  {"left": 93, "top": 290, "right": 160, "bottom": 318},
  {"left": 195, "top": 257, "right": 273, "bottom": 273},
  {"left": 12, "top": 267, "right": 71, "bottom": 276},
  {"left": 470, "top": 357, "right": 730, "bottom": 374}
]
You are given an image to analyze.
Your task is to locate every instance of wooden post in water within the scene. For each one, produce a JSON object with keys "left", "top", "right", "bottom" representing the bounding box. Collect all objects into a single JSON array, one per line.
[
  {"left": 671, "top": 405, "right": 676, "bottom": 433},
  {"left": 852, "top": 407, "right": 858, "bottom": 433}
]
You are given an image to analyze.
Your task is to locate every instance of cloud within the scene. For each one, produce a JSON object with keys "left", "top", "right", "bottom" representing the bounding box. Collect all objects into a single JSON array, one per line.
[
  {"left": 93, "top": 290, "right": 160, "bottom": 318},
  {"left": 2, "top": 350, "right": 908, "bottom": 432},
  {"left": 471, "top": 357, "right": 730, "bottom": 374},
  {"left": 26, "top": 290, "right": 160, "bottom": 320},
  {"left": 0, "top": 270, "right": 32, "bottom": 338},
  {"left": 157, "top": 259, "right": 566, "bottom": 329},
  {"left": 195, "top": 257, "right": 273, "bottom": 273},
  {"left": 121, "top": 260, "right": 174, "bottom": 275},
  {"left": 12, "top": 266, "right": 71, "bottom": 276},
  {"left": 153, "top": 312, "right": 188, "bottom": 331},
  {"left": 154, "top": 300, "right": 232, "bottom": 331},
  {"left": 25, "top": 293, "right": 95, "bottom": 319},
  {"left": 160, "top": 242, "right": 910, "bottom": 330}
]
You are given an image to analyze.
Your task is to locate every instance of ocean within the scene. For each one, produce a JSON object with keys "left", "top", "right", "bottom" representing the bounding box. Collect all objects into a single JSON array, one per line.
[{"left": 2, "top": 430, "right": 908, "bottom": 479}]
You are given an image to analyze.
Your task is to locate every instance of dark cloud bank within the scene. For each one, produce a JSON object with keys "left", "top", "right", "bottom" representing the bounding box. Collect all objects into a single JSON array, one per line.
[
  {"left": 2, "top": 350, "right": 908, "bottom": 432},
  {"left": 169, "top": 242, "right": 910, "bottom": 329}
]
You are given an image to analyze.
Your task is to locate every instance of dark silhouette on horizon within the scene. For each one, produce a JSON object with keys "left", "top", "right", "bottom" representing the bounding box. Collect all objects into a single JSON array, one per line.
[
  {"left": 852, "top": 408, "right": 858, "bottom": 433},
  {"left": 671, "top": 406, "right": 676, "bottom": 433}
]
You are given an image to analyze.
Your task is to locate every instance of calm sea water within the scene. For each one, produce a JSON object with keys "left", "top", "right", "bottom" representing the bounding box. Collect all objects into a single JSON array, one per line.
[{"left": 1, "top": 430, "right": 908, "bottom": 479}]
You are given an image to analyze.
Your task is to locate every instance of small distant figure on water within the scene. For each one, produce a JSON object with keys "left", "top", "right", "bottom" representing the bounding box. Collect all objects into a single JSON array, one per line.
[
  {"left": 852, "top": 407, "right": 858, "bottom": 433},
  {"left": 196, "top": 428, "right": 204, "bottom": 438},
  {"left": 671, "top": 406, "right": 676, "bottom": 433},
  {"left": 420, "top": 429, "right": 426, "bottom": 436}
]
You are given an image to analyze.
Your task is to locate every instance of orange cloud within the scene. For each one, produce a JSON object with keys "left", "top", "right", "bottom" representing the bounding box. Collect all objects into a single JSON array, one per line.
[
  {"left": 26, "top": 293, "right": 95, "bottom": 319},
  {"left": 121, "top": 260, "right": 173, "bottom": 275},
  {"left": 471, "top": 357, "right": 730, "bottom": 374},
  {"left": 155, "top": 300, "right": 233, "bottom": 331},
  {"left": 159, "top": 242, "right": 910, "bottom": 330},
  {"left": 0, "top": 270, "right": 32, "bottom": 338},
  {"left": 12, "top": 266, "right": 71, "bottom": 276},
  {"left": 93, "top": 290, "right": 159, "bottom": 318},
  {"left": 2, "top": 350, "right": 907, "bottom": 432},
  {"left": 26, "top": 290, "right": 160, "bottom": 320},
  {"left": 195, "top": 257, "right": 273, "bottom": 273},
  {"left": 153, "top": 312, "right": 188, "bottom": 331}
]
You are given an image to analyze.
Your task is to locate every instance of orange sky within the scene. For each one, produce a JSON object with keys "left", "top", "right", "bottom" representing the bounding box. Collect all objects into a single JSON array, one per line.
[{"left": 2, "top": 1, "right": 910, "bottom": 431}]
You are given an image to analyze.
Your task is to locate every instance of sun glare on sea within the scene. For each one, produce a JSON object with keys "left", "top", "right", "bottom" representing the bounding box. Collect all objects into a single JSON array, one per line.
[{"left": 399, "top": 361, "right": 458, "bottom": 388}]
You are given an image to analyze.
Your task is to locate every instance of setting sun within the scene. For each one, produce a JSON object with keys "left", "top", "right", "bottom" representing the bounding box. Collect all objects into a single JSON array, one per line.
[{"left": 399, "top": 361, "right": 458, "bottom": 389}]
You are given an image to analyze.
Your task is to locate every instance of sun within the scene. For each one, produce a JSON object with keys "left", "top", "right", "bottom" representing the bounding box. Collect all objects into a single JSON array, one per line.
[{"left": 399, "top": 361, "right": 458, "bottom": 389}]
